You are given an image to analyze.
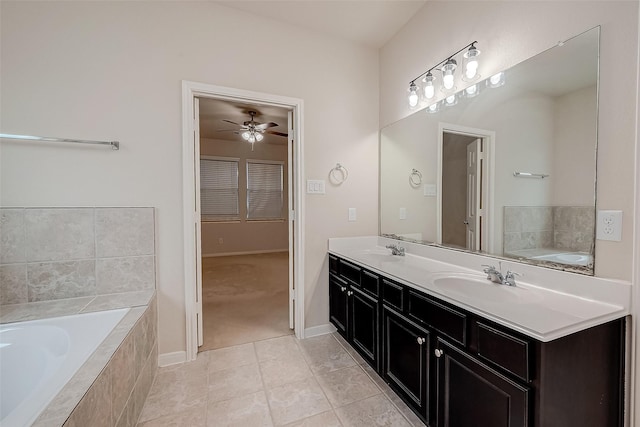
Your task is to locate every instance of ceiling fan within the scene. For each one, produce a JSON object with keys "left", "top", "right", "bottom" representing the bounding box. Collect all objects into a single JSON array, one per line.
[{"left": 218, "top": 110, "right": 287, "bottom": 149}]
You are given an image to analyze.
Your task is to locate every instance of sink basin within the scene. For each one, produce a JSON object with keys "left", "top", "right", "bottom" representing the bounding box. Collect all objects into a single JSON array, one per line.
[
  {"left": 353, "top": 248, "right": 402, "bottom": 263},
  {"left": 432, "top": 275, "right": 529, "bottom": 304}
]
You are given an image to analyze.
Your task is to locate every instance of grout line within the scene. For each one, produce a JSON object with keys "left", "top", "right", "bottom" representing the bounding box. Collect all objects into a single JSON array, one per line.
[{"left": 252, "top": 342, "right": 276, "bottom": 426}]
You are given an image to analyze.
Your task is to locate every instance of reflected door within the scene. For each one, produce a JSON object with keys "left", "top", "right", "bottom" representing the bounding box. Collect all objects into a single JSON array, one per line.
[{"left": 466, "top": 139, "right": 482, "bottom": 251}]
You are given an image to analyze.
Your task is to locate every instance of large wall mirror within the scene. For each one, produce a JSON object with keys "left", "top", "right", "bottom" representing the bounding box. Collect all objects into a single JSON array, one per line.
[{"left": 380, "top": 26, "right": 599, "bottom": 275}]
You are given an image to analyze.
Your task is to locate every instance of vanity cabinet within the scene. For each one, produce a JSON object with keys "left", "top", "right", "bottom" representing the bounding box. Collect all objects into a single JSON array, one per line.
[
  {"left": 328, "top": 254, "right": 625, "bottom": 427},
  {"left": 328, "top": 255, "right": 380, "bottom": 370}
]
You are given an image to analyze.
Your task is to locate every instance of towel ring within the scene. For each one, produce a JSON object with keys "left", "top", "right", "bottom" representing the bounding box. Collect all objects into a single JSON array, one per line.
[
  {"left": 330, "top": 163, "right": 349, "bottom": 184},
  {"left": 410, "top": 168, "right": 422, "bottom": 186}
]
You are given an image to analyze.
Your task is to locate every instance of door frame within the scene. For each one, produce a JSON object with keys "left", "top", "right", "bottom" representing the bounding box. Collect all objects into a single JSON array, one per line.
[
  {"left": 437, "top": 122, "right": 496, "bottom": 253},
  {"left": 182, "top": 80, "right": 305, "bottom": 362}
]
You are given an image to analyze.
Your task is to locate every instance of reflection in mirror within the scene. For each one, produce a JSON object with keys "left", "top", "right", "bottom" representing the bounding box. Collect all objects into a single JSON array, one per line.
[{"left": 380, "top": 26, "right": 599, "bottom": 274}]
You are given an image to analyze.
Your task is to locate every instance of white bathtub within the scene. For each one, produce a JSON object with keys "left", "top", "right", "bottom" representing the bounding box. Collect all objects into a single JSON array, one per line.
[{"left": 0, "top": 308, "right": 130, "bottom": 427}]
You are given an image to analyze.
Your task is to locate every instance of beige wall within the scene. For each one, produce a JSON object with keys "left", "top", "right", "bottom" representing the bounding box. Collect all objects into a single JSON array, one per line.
[
  {"left": 380, "top": 1, "right": 638, "bottom": 280},
  {"left": 0, "top": 2, "right": 379, "bottom": 356},
  {"left": 199, "top": 137, "right": 288, "bottom": 256}
]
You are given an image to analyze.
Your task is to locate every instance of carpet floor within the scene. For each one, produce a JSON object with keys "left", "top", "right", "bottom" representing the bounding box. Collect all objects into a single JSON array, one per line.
[{"left": 199, "top": 252, "right": 293, "bottom": 352}]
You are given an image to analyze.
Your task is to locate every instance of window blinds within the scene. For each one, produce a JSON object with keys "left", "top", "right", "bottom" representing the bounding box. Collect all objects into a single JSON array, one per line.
[
  {"left": 200, "top": 158, "right": 239, "bottom": 220},
  {"left": 247, "top": 161, "right": 284, "bottom": 220}
]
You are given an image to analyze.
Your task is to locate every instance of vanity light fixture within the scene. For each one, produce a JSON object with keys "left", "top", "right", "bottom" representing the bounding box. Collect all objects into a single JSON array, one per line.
[
  {"left": 487, "top": 71, "right": 505, "bottom": 88},
  {"left": 406, "top": 41, "right": 479, "bottom": 107},
  {"left": 464, "top": 83, "right": 480, "bottom": 98},
  {"left": 426, "top": 101, "right": 440, "bottom": 113},
  {"left": 444, "top": 94, "right": 458, "bottom": 106}
]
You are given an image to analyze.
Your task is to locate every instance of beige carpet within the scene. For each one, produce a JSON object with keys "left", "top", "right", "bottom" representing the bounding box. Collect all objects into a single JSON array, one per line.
[{"left": 199, "top": 252, "right": 293, "bottom": 352}]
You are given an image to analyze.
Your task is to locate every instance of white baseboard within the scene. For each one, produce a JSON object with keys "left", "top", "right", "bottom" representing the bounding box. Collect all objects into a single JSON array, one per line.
[
  {"left": 158, "top": 351, "right": 187, "bottom": 367},
  {"left": 304, "top": 323, "right": 337, "bottom": 338},
  {"left": 202, "top": 249, "right": 288, "bottom": 258}
]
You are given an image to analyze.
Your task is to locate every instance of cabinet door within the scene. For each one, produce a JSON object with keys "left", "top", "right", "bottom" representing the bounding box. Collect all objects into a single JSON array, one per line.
[
  {"left": 383, "top": 306, "right": 430, "bottom": 421},
  {"left": 329, "top": 275, "right": 349, "bottom": 337},
  {"left": 436, "top": 339, "right": 530, "bottom": 427},
  {"left": 349, "top": 286, "right": 379, "bottom": 369}
]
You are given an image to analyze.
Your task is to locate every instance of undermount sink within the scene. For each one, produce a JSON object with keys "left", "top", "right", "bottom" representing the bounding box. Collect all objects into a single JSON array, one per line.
[
  {"left": 431, "top": 274, "right": 532, "bottom": 304},
  {"left": 353, "top": 248, "right": 402, "bottom": 262}
]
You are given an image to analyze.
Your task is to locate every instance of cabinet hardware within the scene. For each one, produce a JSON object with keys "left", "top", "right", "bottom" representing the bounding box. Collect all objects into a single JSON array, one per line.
[
  {"left": 340, "top": 286, "right": 346, "bottom": 292},
  {"left": 435, "top": 349, "right": 444, "bottom": 358},
  {"left": 347, "top": 291, "right": 353, "bottom": 296},
  {"left": 417, "top": 337, "right": 425, "bottom": 345}
]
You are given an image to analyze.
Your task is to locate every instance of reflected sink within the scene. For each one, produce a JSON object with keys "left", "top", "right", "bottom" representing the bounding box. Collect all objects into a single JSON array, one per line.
[
  {"left": 432, "top": 275, "right": 529, "bottom": 303},
  {"left": 353, "top": 248, "right": 402, "bottom": 263}
]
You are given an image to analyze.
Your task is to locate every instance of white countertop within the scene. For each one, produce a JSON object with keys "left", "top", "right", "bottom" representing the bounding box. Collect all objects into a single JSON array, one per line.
[{"left": 329, "top": 236, "right": 630, "bottom": 342}]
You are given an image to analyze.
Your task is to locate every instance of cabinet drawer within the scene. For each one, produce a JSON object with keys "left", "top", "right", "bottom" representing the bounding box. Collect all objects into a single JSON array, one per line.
[
  {"left": 329, "top": 255, "right": 339, "bottom": 274},
  {"left": 382, "top": 279, "right": 404, "bottom": 311},
  {"left": 339, "top": 259, "right": 361, "bottom": 285},
  {"left": 361, "top": 270, "right": 380, "bottom": 297},
  {"left": 475, "top": 322, "right": 532, "bottom": 382},
  {"left": 407, "top": 291, "right": 467, "bottom": 346}
]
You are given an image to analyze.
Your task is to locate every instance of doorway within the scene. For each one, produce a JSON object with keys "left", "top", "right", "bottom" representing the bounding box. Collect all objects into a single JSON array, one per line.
[
  {"left": 182, "top": 81, "right": 305, "bottom": 362},
  {"left": 437, "top": 123, "right": 495, "bottom": 253}
]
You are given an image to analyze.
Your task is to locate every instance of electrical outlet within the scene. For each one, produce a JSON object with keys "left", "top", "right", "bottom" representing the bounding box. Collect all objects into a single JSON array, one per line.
[
  {"left": 348, "top": 208, "right": 356, "bottom": 222},
  {"left": 218, "top": 238, "right": 224, "bottom": 244},
  {"left": 596, "top": 210, "right": 622, "bottom": 241},
  {"left": 399, "top": 207, "right": 407, "bottom": 220}
]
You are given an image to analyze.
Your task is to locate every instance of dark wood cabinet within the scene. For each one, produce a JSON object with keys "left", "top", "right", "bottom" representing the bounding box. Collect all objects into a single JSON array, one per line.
[
  {"left": 436, "top": 339, "right": 530, "bottom": 427},
  {"left": 383, "top": 306, "right": 430, "bottom": 422},
  {"left": 328, "top": 254, "right": 624, "bottom": 427}
]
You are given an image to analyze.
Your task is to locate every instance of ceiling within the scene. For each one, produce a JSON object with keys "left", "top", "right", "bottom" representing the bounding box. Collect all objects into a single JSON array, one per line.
[
  {"left": 215, "top": 0, "right": 427, "bottom": 49},
  {"left": 202, "top": 1, "right": 427, "bottom": 145}
]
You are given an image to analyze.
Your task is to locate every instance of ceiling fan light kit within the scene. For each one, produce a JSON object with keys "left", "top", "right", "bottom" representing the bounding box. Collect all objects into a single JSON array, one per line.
[{"left": 218, "top": 110, "right": 286, "bottom": 150}]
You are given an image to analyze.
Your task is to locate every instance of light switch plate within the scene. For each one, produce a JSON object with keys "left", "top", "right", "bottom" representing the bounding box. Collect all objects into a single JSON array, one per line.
[
  {"left": 306, "top": 179, "right": 325, "bottom": 194},
  {"left": 424, "top": 184, "right": 437, "bottom": 197},
  {"left": 399, "top": 207, "right": 407, "bottom": 220},
  {"left": 348, "top": 208, "right": 357, "bottom": 222}
]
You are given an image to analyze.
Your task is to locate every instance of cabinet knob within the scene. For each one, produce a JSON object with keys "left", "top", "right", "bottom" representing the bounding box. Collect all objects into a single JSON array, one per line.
[
  {"left": 416, "top": 337, "right": 425, "bottom": 345},
  {"left": 340, "top": 286, "right": 346, "bottom": 292},
  {"left": 347, "top": 291, "right": 353, "bottom": 296},
  {"left": 434, "top": 349, "right": 444, "bottom": 358}
]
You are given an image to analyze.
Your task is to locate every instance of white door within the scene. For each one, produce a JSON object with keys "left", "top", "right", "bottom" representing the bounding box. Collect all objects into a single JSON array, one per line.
[
  {"left": 466, "top": 139, "right": 482, "bottom": 251},
  {"left": 193, "top": 97, "right": 204, "bottom": 347},
  {"left": 287, "top": 110, "right": 295, "bottom": 330}
]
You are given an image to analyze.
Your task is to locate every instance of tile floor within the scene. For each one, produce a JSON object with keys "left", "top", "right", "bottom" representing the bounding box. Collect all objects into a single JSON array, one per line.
[{"left": 137, "top": 333, "right": 426, "bottom": 426}]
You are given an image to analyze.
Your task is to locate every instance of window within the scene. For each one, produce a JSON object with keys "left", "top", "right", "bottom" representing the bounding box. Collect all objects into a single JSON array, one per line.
[
  {"left": 200, "top": 157, "right": 239, "bottom": 221},
  {"left": 247, "top": 160, "right": 284, "bottom": 220}
]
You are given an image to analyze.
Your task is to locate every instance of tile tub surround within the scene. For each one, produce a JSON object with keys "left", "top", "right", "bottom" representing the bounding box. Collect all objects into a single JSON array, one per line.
[
  {"left": 0, "top": 207, "right": 155, "bottom": 305},
  {"left": 27, "top": 294, "right": 158, "bottom": 427},
  {"left": 137, "top": 334, "right": 423, "bottom": 426},
  {"left": 503, "top": 205, "right": 595, "bottom": 254}
]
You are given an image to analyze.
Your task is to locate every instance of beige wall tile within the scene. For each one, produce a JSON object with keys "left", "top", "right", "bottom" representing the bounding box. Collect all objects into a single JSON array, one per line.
[
  {"left": 0, "top": 264, "right": 27, "bottom": 304},
  {"left": 111, "top": 333, "right": 136, "bottom": 423},
  {"left": 95, "top": 208, "right": 154, "bottom": 258},
  {"left": 64, "top": 369, "right": 112, "bottom": 427},
  {"left": 27, "top": 260, "right": 95, "bottom": 301},
  {"left": 25, "top": 208, "right": 94, "bottom": 262},
  {"left": 1, "top": 208, "right": 25, "bottom": 263},
  {"left": 96, "top": 256, "right": 155, "bottom": 294}
]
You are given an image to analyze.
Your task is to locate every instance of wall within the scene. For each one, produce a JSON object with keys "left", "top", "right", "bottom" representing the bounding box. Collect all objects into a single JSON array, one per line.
[
  {"left": 199, "top": 137, "right": 288, "bottom": 256},
  {"left": 380, "top": 0, "right": 639, "bottom": 280},
  {"left": 0, "top": 2, "right": 379, "bottom": 357}
]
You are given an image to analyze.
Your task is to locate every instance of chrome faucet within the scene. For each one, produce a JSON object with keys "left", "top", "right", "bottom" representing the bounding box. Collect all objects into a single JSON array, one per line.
[
  {"left": 482, "top": 264, "right": 519, "bottom": 286},
  {"left": 385, "top": 244, "right": 405, "bottom": 256}
]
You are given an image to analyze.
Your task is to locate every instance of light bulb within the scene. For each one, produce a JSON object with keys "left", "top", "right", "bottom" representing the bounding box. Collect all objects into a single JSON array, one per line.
[
  {"left": 426, "top": 102, "right": 440, "bottom": 114},
  {"left": 241, "top": 131, "right": 250, "bottom": 140},
  {"left": 442, "top": 58, "right": 457, "bottom": 90},
  {"left": 463, "top": 45, "right": 480, "bottom": 80},
  {"left": 445, "top": 94, "right": 457, "bottom": 106},
  {"left": 422, "top": 73, "right": 435, "bottom": 99},
  {"left": 487, "top": 72, "right": 505, "bottom": 88},
  {"left": 465, "top": 84, "right": 479, "bottom": 98},
  {"left": 248, "top": 134, "right": 256, "bottom": 143},
  {"left": 255, "top": 133, "right": 264, "bottom": 142},
  {"left": 408, "top": 82, "right": 419, "bottom": 107}
]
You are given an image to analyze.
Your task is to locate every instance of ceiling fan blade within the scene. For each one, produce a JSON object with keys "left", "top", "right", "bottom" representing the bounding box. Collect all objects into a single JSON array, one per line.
[
  {"left": 256, "top": 122, "right": 279, "bottom": 130},
  {"left": 216, "top": 129, "right": 238, "bottom": 132},
  {"left": 221, "top": 119, "right": 241, "bottom": 126},
  {"left": 266, "top": 131, "right": 288, "bottom": 137}
]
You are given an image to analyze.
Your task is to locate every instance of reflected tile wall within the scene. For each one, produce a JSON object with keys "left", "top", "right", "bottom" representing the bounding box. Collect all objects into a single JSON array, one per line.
[
  {"left": 504, "top": 206, "right": 595, "bottom": 254},
  {"left": 0, "top": 207, "right": 155, "bottom": 306}
]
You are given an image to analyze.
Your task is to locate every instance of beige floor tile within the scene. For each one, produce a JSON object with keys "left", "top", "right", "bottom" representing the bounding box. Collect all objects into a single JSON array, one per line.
[
  {"left": 259, "top": 351, "right": 313, "bottom": 389},
  {"left": 282, "top": 410, "right": 343, "bottom": 427},
  {"left": 208, "top": 363, "right": 263, "bottom": 403},
  {"left": 206, "top": 342, "right": 257, "bottom": 373},
  {"left": 206, "top": 391, "right": 273, "bottom": 427},
  {"left": 138, "top": 360, "right": 209, "bottom": 423},
  {"left": 266, "top": 377, "right": 332, "bottom": 426},
  {"left": 316, "top": 366, "right": 380, "bottom": 408},
  {"left": 136, "top": 403, "right": 206, "bottom": 426},
  {"left": 298, "top": 335, "right": 357, "bottom": 375},
  {"left": 255, "top": 335, "right": 301, "bottom": 362},
  {"left": 332, "top": 333, "right": 367, "bottom": 365},
  {"left": 335, "top": 394, "right": 412, "bottom": 427}
]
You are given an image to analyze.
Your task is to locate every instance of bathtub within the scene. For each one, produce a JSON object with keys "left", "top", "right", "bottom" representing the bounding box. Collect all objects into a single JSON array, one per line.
[{"left": 0, "top": 308, "right": 130, "bottom": 427}]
